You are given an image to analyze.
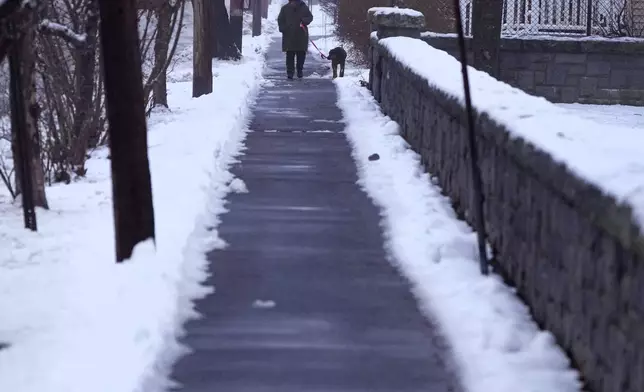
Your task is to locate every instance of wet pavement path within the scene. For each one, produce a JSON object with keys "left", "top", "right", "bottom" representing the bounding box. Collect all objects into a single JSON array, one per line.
[{"left": 169, "top": 39, "right": 463, "bottom": 392}]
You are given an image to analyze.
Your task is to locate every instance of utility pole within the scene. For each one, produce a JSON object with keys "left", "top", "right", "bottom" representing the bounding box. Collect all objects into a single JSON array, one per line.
[
  {"left": 192, "top": 0, "right": 213, "bottom": 96},
  {"left": 230, "top": 0, "right": 243, "bottom": 57},
  {"left": 471, "top": 0, "right": 503, "bottom": 77},
  {"left": 98, "top": 0, "right": 156, "bottom": 262},
  {"left": 252, "top": 0, "right": 261, "bottom": 36}
]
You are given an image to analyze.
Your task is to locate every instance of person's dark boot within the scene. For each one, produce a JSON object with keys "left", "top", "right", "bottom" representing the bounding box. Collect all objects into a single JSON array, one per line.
[
  {"left": 287, "top": 74, "right": 294, "bottom": 80},
  {"left": 297, "top": 70, "right": 303, "bottom": 79}
]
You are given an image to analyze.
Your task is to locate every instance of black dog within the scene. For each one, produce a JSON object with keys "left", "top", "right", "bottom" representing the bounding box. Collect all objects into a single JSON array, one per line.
[{"left": 326, "top": 47, "right": 347, "bottom": 78}]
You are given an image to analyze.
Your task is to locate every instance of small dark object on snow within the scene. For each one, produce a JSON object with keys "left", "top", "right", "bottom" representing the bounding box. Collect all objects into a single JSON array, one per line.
[
  {"left": 325, "top": 46, "right": 347, "bottom": 79},
  {"left": 54, "top": 170, "right": 71, "bottom": 184},
  {"left": 368, "top": 153, "right": 380, "bottom": 161},
  {"left": 359, "top": 80, "right": 370, "bottom": 88}
]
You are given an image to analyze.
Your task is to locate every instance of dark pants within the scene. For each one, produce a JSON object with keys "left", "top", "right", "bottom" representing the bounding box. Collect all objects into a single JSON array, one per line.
[{"left": 286, "top": 50, "right": 306, "bottom": 77}]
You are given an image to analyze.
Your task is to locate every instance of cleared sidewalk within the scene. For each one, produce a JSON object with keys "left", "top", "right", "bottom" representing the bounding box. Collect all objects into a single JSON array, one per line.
[{"left": 168, "top": 40, "right": 462, "bottom": 392}]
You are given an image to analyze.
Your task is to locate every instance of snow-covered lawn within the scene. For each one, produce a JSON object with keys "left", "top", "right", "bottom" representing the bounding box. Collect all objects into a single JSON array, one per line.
[
  {"left": 558, "top": 103, "right": 644, "bottom": 129},
  {"left": 0, "top": 5, "right": 279, "bottom": 392},
  {"left": 336, "top": 72, "right": 582, "bottom": 392}
]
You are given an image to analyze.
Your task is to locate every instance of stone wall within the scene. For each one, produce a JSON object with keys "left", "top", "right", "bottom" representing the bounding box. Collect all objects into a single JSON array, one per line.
[
  {"left": 421, "top": 33, "right": 644, "bottom": 105},
  {"left": 370, "top": 36, "right": 644, "bottom": 392}
]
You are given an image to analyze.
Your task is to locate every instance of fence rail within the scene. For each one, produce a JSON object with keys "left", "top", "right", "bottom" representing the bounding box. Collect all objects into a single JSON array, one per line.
[{"left": 460, "top": 0, "right": 641, "bottom": 36}]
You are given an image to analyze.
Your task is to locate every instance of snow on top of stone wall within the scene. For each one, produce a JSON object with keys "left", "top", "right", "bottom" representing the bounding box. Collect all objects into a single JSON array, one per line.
[
  {"left": 379, "top": 36, "right": 644, "bottom": 233},
  {"left": 368, "top": 6, "right": 424, "bottom": 18}
]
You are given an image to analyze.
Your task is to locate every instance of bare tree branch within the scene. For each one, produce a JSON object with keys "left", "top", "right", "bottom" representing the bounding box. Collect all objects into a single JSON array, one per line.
[{"left": 39, "top": 19, "right": 87, "bottom": 47}]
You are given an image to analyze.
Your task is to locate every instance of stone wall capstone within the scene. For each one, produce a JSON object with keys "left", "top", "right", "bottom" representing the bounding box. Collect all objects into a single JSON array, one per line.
[{"left": 369, "top": 9, "right": 644, "bottom": 392}]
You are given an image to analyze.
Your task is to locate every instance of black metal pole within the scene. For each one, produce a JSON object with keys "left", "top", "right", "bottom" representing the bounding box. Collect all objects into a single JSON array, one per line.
[
  {"left": 8, "top": 22, "right": 37, "bottom": 232},
  {"left": 452, "top": 0, "right": 489, "bottom": 275},
  {"left": 586, "top": 0, "right": 592, "bottom": 36}
]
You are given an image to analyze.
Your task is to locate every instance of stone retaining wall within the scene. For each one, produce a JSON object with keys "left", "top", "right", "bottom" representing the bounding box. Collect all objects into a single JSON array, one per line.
[
  {"left": 370, "top": 33, "right": 644, "bottom": 392},
  {"left": 422, "top": 33, "right": 644, "bottom": 105}
]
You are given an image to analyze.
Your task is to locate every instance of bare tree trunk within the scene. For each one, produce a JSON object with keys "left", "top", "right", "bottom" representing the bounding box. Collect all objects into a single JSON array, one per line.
[
  {"left": 153, "top": 0, "right": 172, "bottom": 107},
  {"left": 262, "top": 0, "right": 268, "bottom": 18},
  {"left": 252, "top": 0, "right": 262, "bottom": 36},
  {"left": 471, "top": 0, "right": 503, "bottom": 77},
  {"left": 213, "top": 0, "right": 238, "bottom": 60},
  {"left": 230, "top": 0, "right": 243, "bottom": 58},
  {"left": 192, "top": 0, "right": 212, "bottom": 97},
  {"left": 209, "top": 0, "right": 218, "bottom": 58},
  {"left": 70, "top": 0, "right": 100, "bottom": 173},
  {"left": 10, "top": 13, "right": 48, "bottom": 210},
  {"left": 98, "top": 0, "right": 156, "bottom": 262}
]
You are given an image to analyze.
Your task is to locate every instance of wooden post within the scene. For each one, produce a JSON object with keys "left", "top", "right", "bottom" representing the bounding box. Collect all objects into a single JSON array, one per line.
[
  {"left": 192, "top": 0, "right": 213, "bottom": 96},
  {"left": 252, "top": 0, "right": 262, "bottom": 36},
  {"left": 98, "top": 0, "right": 156, "bottom": 262},
  {"left": 471, "top": 0, "right": 503, "bottom": 78},
  {"left": 8, "top": 21, "right": 37, "bottom": 231},
  {"left": 230, "top": 0, "right": 243, "bottom": 56}
]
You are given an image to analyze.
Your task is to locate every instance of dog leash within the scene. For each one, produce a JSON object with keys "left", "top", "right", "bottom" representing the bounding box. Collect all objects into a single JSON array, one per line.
[
  {"left": 301, "top": 23, "right": 327, "bottom": 59},
  {"left": 310, "top": 39, "right": 327, "bottom": 59}
]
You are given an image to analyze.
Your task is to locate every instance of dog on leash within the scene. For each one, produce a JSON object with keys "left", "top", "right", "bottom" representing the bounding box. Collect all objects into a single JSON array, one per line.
[{"left": 325, "top": 46, "right": 347, "bottom": 79}]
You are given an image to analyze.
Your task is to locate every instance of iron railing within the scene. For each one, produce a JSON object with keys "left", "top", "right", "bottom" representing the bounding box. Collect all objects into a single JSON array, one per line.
[{"left": 459, "top": 0, "right": 643, "bottom": 37}]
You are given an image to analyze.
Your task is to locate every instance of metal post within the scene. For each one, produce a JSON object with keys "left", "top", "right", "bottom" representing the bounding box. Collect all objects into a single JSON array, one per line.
[
  {"left": 8, "top": 22, "right": 37, "bottom": 232},
  {"left": 453, "top": 0, "right": 489, "bottom": 275},
  {"left": 586, "top": 0, "right": 593, "bottom": 36}
]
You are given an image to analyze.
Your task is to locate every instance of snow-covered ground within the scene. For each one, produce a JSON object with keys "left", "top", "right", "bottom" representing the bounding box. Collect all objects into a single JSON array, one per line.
[
  {"left": 558, "top": 103, "right": 644, "bottom": 129},
  {"left": 0, "top": 4, "right": 280, "bottom": 392}
]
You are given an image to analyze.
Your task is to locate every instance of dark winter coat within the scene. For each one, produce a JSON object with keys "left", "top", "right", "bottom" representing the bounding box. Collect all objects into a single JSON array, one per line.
[{"left": 277, "top": 0, "right": 313, "bottom": 52}]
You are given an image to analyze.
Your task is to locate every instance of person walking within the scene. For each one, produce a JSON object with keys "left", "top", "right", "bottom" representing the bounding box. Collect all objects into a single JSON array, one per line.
[{"left": 277, "top": 0, "right": 313, "bottom": 79}]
